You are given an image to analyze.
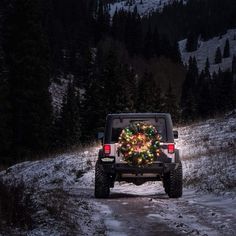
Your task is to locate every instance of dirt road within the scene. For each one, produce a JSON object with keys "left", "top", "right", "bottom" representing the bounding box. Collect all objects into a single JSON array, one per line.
[{"left": 95, "top": 182, "right": 236, "bottom": 236}]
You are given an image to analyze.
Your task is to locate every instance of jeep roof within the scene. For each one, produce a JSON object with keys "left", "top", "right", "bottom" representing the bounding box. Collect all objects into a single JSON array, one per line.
[{"left": 104, "top": 113, "right": 174, "bottom": 143}]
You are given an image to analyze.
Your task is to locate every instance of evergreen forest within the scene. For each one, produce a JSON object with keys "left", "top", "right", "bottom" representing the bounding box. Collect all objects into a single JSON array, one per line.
[{"left": 1, "top": 0, "right": 236, "bottom": 165}]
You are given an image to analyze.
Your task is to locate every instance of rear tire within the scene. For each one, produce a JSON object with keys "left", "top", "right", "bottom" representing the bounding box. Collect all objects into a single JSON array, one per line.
[
  {"left": 163, "top": 173, "right": 170, "bottom": 194},
  {"left": 94, "top": 161, "right": 110, "bottom": 198},
  {"left": 164, "top": 163, "right": 183, "bottom": 198}
]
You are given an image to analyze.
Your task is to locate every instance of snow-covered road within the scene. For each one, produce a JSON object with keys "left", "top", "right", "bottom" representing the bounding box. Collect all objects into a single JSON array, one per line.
[
  {"left": 2, "top": 158, "right": 235, "bottom": 236},
  {"left": 69, "top": 168, "right": 236, "bottom": 236},
  {"left": 63, "top": 173, "right": 236, "bottom": 236},
  {"left": 95, "top": 182, "right": 236, "bottom": 236}
]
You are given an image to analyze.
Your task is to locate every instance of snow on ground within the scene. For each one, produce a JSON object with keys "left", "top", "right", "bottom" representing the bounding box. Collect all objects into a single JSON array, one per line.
[
  {"left": 0, "top": 147, "right": 103, "bottom": 236},
  {"left": 107, "top": 127, "right": 236, "bottom": 235},
  {"left": 0, "top": 113, "right": 236, "bottom": 235},
  {"left": 179, "top": 28, "right": 236, "bottom": 74},
  {"left": 1, "top": 147, "right": 98, "bottom": 189},
  {"left": 104, "top": 182, "right": 236, "bottom": 236},
  {"left": 109, "top": 0, "right": 186, "bottom": 17},
  {"left": 176, "top": 111, "right": 236, "bottom": 196}
]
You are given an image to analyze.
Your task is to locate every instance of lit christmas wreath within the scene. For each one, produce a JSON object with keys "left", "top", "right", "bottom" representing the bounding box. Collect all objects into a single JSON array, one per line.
[{"left": 118, "top": 122, "right": 161, "bottom": 166}]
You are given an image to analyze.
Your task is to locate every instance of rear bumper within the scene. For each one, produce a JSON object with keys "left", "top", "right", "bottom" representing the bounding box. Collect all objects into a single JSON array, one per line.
[{"left": 102, "top": 162, "right": 177, "bottom": 174}]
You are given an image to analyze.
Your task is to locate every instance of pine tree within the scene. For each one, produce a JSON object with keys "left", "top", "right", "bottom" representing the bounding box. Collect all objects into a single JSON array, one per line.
[
  {"left": 164, "top": 82, "right": 179, "bottom": 123},
  {"left": 115, "top": 64, "right": 137, "bottom": 112},
  {"left": 136, "top": 71, "right": 149, "bottom": 112},
  {"left": 153, "top": 26, "right": 160, "bottom": 57},
  {"left": 196, "top": 71, "right": 213, "bottom": 118},
  {"left": 205, "top": 57, "right": 210, "bottom": 72},
  {"left": 111, "top": 9, "right": 126, "bottom": 43},
  {"left": 180, "top": 57, "right": 199, "bottom": 121},
  {"left": 186, "top": 32, "right": 198, "bottom": 52},
  {"left": 215, "top": 47, "right": 222, "bottom": 64},
  {"left": 194, "top": 58, "right": 214, "bottom": 118},
  {"left": 223, "top": 38, "right": 230, "bottom": 58},
  {"left": 101, "top": 47, "right": 120, "bottom": 113},
  {"left": 160, "top": 36, "right": 172, "bottom": 58},
  {"left": 81, "top": 43, "right": 115, "bottom": 141},
  {"left": 95, "top": 0, "right": 110, "bottom": 43},
  {"left": 216, "top": 70, "right": 235, "bottom": 112},
  {"left": 204, "top": 57, "right": 211, "bottom": 78},
  {"left": 152, "top": 83, "right": 164, "bottom": 113},
  {"left": 170, "top": 41, "right": 182, "bottom": 63},
  {"left": 57, "top": 82, "right": 81, "bottom": 147},
  {"left": 143, "top": 24, "right": 153, "bottom": 59},
  {"left": 0, "top": 46, "right": 12, "bottom": 161},
  {"left": 136, "top": 71, "right": 163, "bottom": 112},
  {"left": 125, "top": 9, "right": 143, "bottom": 56},
  {"left": 232, "top": 55, "right": 236, "bottom": 75},
  {"left": 82, "top": 40, "right": 136, "bottom": 141},
  {"left": 3, "top": 0, "right": 53, "bottom": 159},
  {"left": 81, "top": 75, "right": 106, "bottom": 142},
  {"left": 99, "top": 47, "right": 137, "bottom": 114}
]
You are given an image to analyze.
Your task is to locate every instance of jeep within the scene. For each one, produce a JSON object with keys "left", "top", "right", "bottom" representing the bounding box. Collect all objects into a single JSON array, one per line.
[{"left": 95, "top": 113, "right": 182, "bottom": 198}]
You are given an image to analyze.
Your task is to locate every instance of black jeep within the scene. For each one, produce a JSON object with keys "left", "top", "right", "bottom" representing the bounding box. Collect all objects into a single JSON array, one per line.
[{"left": 95, "top": 113, "right": 182, "bottom": 198}]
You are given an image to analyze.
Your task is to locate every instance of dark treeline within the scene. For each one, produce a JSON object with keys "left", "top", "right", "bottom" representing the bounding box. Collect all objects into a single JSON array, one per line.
[
  {"left": 181, "top": 56, "right": 236, "bottom": 121},
  {"left": 0, "top": 0, "right": 236, "bottom": 164},
  {"left": 143, "top": 0, "right": 236, "bottom": 51}
]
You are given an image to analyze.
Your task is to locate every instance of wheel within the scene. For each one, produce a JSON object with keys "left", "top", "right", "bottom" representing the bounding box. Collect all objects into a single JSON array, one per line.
[
  {"left": 164, "top": 162, "right": 183, "bottom": 198},
  {"left": 163, "top": 173, "right": 170, "bottom": 194},
  {"left": 94, "top": 161, "right": 110, "bottom": 198}
]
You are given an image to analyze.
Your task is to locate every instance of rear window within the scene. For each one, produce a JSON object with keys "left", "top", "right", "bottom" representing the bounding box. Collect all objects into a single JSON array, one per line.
[{"left": 111, "top": 118, "right": 166, "bottom": 142}]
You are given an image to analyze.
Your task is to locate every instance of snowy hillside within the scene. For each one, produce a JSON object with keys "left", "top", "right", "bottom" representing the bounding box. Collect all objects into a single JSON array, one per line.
[
  {"left": 109, "top": 1, "right": 236, "bottom": 75},
  {"left": 109, "top": 0, "right": 186, "bottom": 17},
  {"left": 0, "top": 148, "right": 102, "bottom": 235},
  {"left": 179, "top": 29, "right": 236, "bottom": 74},
  {"left": 176, "top": 110, "right": 236, "bottom": 195}
]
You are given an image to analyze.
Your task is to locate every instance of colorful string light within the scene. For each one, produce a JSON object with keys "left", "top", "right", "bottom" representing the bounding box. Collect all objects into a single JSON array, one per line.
[{"left": 118, "top": 122, "right": 161, "bottom": 166}]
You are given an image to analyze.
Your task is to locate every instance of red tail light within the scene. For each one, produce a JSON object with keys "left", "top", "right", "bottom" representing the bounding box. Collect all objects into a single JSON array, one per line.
[
  {"left": 103, "top": 144, "right": 111, "bottom": 155},
  {"left": 168, "top": 144, "right": 175, "bottom": 154}
]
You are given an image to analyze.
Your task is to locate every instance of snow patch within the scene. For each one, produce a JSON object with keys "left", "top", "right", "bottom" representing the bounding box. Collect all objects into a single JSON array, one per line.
[
  {"left": 109, "top": 0, "right": 185, "bottom": 17},
  {"left": 96, "top": 202, "right": 127, "bottom": 236},
  {"left": 147, "top": 213, "right": 162, "bottom": 218},
  {"left": 179, "top": 28, "right": 236, "bottom": 73},
  {"left": 176, "top": 115, "right": 236, "bottom": 195},
  {"left": 0, "top": 147, "right": 101, "bottom": 236}
]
